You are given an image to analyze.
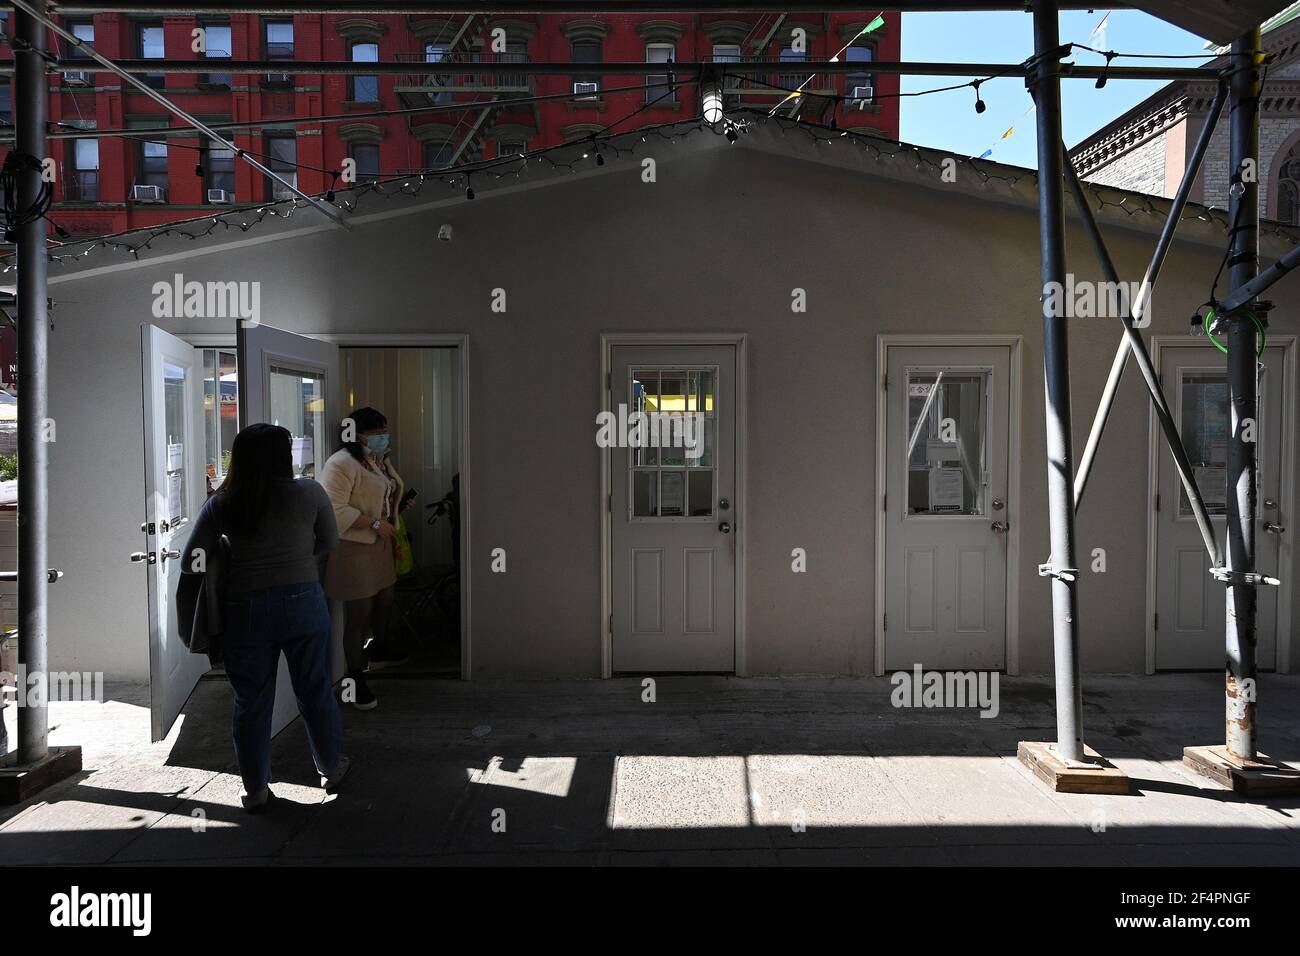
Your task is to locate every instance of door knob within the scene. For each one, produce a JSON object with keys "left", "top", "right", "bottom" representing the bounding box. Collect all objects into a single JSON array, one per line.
[
  {"left": 718, "top": 522, "right": 732, "bottom": 534},
  {"left": 130, "top": 551, "right": 156, "bottom": 565},
  {"left": 991, "top": 521, "right": 1009, "bottom": 534},
  {"left": 160, "top": 548, "right": 182, "bottom": 563},
  {"left": 1264, "top": 522, "right": 1286, "bottom": 535}
]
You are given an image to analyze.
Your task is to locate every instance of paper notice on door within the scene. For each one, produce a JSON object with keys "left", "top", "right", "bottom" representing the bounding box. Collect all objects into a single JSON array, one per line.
[
  {"left": 167, "top": 472, "right": 183, "bottom": 520},
  {"left": 167, "top": 442, "right": 183, "bottom": 472},
  {"left": 1194, "top": 465, "right": 1227, "bottom": 509},
  {"left": 291, "top": 437, "right": 314, "bottom": 470},
  {"left": 926, "top": 437, "right": 960, "bottom": 465},
  {"left": 929, "top": 467, "right": 965, "bottom": 512}
]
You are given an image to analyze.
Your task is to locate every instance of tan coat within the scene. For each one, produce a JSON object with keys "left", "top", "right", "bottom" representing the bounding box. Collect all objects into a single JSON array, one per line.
[{"left": 319, "top": 447, "right": 405, "bottom": 544}]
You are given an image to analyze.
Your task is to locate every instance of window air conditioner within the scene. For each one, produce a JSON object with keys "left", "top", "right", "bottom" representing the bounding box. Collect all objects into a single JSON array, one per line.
[{"left": 130, "top": 184, "right": 166, "bottom": 203}]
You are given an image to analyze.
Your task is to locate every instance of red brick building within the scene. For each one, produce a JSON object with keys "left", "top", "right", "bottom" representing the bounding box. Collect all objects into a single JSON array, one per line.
[{"left": 2, "top": 10, "right": 899, "bottom": 240}]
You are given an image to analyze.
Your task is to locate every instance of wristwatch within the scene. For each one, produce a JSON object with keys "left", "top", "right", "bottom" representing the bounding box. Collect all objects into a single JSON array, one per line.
[{"left": 370, "top": 518, "right": 381, "bottom": 533}]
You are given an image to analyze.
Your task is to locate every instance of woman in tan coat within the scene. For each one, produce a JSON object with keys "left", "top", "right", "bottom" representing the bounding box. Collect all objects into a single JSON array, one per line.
[{"left": 319, "top": 406, "right": 405, "bottom": 710}]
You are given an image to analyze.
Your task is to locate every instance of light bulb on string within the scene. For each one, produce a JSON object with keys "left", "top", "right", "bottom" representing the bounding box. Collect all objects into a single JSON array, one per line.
[
  {"left": 973, "top": 81, "right": 986, "bottom": 114},
  {"left": 1096, "top": 52, "right": 1116, "bottom": 89}
]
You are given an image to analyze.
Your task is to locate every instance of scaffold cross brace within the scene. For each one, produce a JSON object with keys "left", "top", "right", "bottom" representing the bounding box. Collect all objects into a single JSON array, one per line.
[
  {"left": 1038, "top": 563, "right": 1078, "bottom": 582},
  {"left": 1210, "top": 567, "right": 1281, "bottom": 587}
]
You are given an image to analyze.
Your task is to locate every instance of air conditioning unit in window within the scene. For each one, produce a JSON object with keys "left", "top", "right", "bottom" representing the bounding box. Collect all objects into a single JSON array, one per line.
[
  {"left": 130, "top": 184, "right": 166, "bottom": 203},
  {"left": 207, "top": 188, "right": 233, "bottom": 205},
  {"left": 62, "top": 71, "right": 91, "bottom": 87},
  {"left": 573, "top": 81, "right": 599, "bottom": 99},
  {"left": 850, "top": 84, "right": 875, "bottom": 106}
]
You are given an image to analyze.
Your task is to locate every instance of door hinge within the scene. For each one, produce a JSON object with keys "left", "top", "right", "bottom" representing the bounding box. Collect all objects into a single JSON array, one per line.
[
  {"left": 608, "top": 493, "right": 612, "bottom": 513},
  {"left": 606, "top": 372, "right": 612, "bottom": 391},
  {"left": 882, "top": 613, "right": 887, "bottom": 632},
  {"left": 1155, "top": 493, "right": 1160, "bottom": 513},
  {"left": 609, "top": 614, "right": 613, "bottom": 634},
  {"left": 882, "top": 374, "right": 888, "bottom": 391},
  {"left": 1153, "top": 612, "right": 1158, "bottom": 631}
]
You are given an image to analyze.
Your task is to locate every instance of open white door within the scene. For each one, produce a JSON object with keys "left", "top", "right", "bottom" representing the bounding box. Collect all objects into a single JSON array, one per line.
[
  {"left": 236, "top": 323, "right": 342, "bottom": 735},
  {"left": 141, "top": 325, "right": 211, "bottom": 742}
]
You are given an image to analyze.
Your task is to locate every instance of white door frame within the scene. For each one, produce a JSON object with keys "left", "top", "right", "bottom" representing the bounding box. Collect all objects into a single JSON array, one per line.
[
  {"left": 186, "top": 330, "right": 473, "bottom": 681},
  {"left": 600, "top": 333, "right": 748, "bottom": 679},
  {"left": 1145, "top": 334, "right": 1297, "bottom": 675},
  {"left": 874, "top": 335, "right": 1024, "bottom": 677}
]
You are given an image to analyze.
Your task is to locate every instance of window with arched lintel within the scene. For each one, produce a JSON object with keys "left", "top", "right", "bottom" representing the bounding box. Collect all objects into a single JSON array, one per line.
[{"left": 1278, "top": 144, "right": 1300, "bottom": 225}]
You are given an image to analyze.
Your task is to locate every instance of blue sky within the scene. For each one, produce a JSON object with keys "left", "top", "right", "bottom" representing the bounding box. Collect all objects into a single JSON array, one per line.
[{"left": 899, "top": 9, "right": 1211, "bottom": 168}]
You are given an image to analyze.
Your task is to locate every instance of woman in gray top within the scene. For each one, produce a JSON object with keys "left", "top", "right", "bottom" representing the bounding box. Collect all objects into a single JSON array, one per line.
[{"left": 183, "top": 423, "right": 349, "bottom": 812}]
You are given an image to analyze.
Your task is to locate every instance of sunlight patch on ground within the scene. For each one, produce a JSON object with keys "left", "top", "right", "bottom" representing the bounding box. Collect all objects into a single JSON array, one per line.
[{"left": 467, "top": 756, "right": 576, "bottom": 798}]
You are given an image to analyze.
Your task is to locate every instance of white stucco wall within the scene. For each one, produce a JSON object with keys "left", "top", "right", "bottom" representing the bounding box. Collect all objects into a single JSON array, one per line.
[{"left": 43, "top": 135, "right": 1300, "bottom": 681}]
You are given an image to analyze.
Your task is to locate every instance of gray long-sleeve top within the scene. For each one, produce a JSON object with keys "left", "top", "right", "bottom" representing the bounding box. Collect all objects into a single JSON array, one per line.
[{"left": 182, "top": 478, "right": 339, "bottom": 595}]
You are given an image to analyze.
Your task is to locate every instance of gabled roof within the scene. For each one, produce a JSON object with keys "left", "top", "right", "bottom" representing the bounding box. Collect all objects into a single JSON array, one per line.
[{"left": 34, "top": 110, "right": 1300, "bottom": 288}]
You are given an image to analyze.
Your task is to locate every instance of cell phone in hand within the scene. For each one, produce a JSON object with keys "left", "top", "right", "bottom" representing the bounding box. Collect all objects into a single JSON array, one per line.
[{"left": 400, "top": 488, "right": 417, "bottom": 512}]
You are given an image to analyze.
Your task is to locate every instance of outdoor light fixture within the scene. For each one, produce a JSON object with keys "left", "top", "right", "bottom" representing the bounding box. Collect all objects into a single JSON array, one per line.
[
  {"left": 703, "top": 83, "right": 724, "bottom": 124},
  {"left": 700, "top": 63, "right": 725, "bottom": 126}
]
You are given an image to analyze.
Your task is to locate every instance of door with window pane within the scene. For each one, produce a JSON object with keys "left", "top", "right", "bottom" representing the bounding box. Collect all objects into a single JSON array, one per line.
[
  {"left": 237, "top": 323, "right": 341, "bottom": 733},
  {"left": 141, "top": 326, "right": 210, "bottom": 741},
  {"left": 1154, "top": 344, "right": 1286, "bottom": 669},
  {"left": 611, "top": 346, "right": 736, "bottom": 672},
  {"left": 884, "top": 346, "right": 1011, "bottom": 670}
]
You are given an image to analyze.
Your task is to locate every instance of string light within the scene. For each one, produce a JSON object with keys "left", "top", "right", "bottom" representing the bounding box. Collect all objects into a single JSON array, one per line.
[
  {"left": 973, "top": 81, "right": 987, "bottom": 114},
  {"left": 6, "top": 103, "right": 1296, "bottom": 273}
]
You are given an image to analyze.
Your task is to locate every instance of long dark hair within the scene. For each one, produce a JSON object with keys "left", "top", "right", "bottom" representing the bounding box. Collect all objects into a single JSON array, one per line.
[
  {"left": 338, "top": 406, "right": 387, "bottom": 462},
  {"left": 220, "top": 423, "right": 293, "bottom": 537}
]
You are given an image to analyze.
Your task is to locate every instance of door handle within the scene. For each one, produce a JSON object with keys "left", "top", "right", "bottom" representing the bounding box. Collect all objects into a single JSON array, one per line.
[
  {"left": 160, "top": 548, "right": 182, "bottom": 563},
  {"left": 718, "top": 522, "right": 732, "bottom": 534},
  {"left": 991, "top": 521, "right": 1009, "bottom": 534},
  {"left": 130, "top": 551, "right": 157, "bottom": 565},
  {"left": 1264, "top": 522, "right": 1286, "bottom": 535}
]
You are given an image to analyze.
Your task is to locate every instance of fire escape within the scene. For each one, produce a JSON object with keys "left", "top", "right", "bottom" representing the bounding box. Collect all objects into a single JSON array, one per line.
[
  {"left": 396, "top": 14, "right": 533, "bottom": 168},
  {"left": 740, "top": 12, "right": 835, "bottom": 121}
]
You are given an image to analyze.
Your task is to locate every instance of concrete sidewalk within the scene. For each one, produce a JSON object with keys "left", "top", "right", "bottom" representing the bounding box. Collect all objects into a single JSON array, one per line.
[{"left": 2, "top": 674, "right": 1300, "bottom": 865}]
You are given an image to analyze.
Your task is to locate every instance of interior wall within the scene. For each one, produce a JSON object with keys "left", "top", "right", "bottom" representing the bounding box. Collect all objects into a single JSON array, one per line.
[{"left": 339, "top": 347, "right": 460, "bottom": 568}]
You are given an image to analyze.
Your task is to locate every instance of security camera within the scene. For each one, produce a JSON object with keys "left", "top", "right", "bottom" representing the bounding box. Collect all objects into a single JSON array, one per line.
[{"left": 437, "top": 224, "right": 453, "bottom": 242}]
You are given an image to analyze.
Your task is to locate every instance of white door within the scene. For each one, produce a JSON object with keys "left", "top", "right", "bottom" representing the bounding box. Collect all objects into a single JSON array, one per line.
[
  {"left": 141, "top": 325, "right": 210, "bottom": 742},
  {"left": 611, "top": 347, "right": 736, "bottom": 672},
  {"left": 1154, "top": 344, "right": 1287, "bottom": 670},
  {"left": 884, "top": 346, "right": 1011, "bottom": 671},
  {"left": 236, "top": 323, "right": 342, "bottom": 733}
]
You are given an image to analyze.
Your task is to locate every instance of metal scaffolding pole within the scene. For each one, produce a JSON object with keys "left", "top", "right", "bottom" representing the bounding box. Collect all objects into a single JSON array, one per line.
[
  {"left": 1224, "top": 30, "right": 1261, "bottom": 763},
  {"left": 23, "top": 58, "right": 1220, "bottom": 82},
  {"left": 1072, "top": 82, "right": 1226, "bottom": 526},
  {"left": 42, "top": 1, "right": 1138, "bottom": 14},
  {"left": 1062, "top": 156, "right": 1221, "bottom": 566},
  {"left": 14, "top": 0, "right": 48, "bottom": 767},
  {"left": 1030, "top": 0, "right": 1084, "bottom": 765}
]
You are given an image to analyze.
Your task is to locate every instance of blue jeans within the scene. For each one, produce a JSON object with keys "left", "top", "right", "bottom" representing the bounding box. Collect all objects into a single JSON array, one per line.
[{"left": 223, "top": 581, "right": 342, "bottom": 794}]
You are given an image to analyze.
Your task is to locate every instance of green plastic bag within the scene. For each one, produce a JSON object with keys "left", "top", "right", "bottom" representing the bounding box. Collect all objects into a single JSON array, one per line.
[{"left": 394, "top": 514, "right": 414, "bottom": 577}]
